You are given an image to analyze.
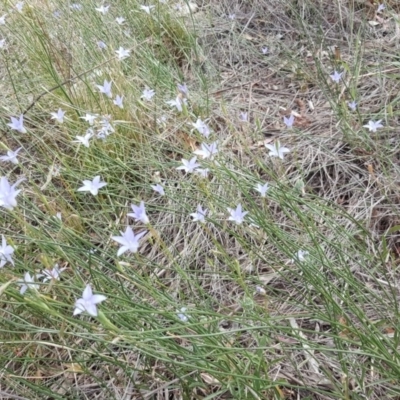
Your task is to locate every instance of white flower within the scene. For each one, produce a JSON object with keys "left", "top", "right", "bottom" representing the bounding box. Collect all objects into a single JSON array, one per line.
[
  {"left": 255, "top": 182, "right": 269, "bottom": 197},
  {"left": 190, "top": 204, "right": 207, "bottom": 223},
  {"left": 140, "top": 5, "right": 155, "bottom": 14},
  {"left": 7, "top": 114, "right": 27, "bottom": 133},
  {"left": 0, "top": 177, "right": 24, "bottom": 210},
  {"left": 73, "top": 284, "right": 106, "bottom": 317},
  {"left": 80, "top": 113, "right": 98, "bottom": 125},
  {"left": 192, "top": 118, "right": 211, "bottom": 138},
  {"left": 115, "top": 16, "right": 125, "bottom": 24},
  {"left": 329, "top": 70, "right": 343, "bottom": 83},
  {"left": 166, "top": 96, "right": 186, "bottom": 112},
  {"left": 97, "top": 79, "right": 112, "bottom": 98},
  {"left": 95, "top": 5, "right": 109, "bottom": 14},
  {"left": 176, "top": 156, "right": 200, "bottom": 173},
  {"left": 348, "top": 100, "right": 357, "bottom": 111},
  {"left": 115, "top": 46, "right": 130, "bottom": 60},
  {"left": 193, "top": 142, "right": 218, "bottom": 160},
  {"left": 42, "top": 264, "right": 66, "bottom": 282},
  {"left": 261, "top": 46, "right": 268, "bottom": 54},
  {"left": 239, "top": 112, "right": 248, "bottom": 122},
  {"left": 127, "top": 201, "right": 149, "bottom": 224},
  {"left": 265, "top": 141, "right": 290, "bottom": 160},
  {"left": 77, "top": 176, "right": 107, "bottom": 196},
  {"left": 18, "top": 272, "right": 40, "bottom": 295},
  {"left": 377, "top": 3, "right": 385, "bottom": 13},
  {"left": 292, "top": 250, "right": 309, "bottom": 262},
  {"left": 363, "top": 120, "right": 383, "bottom": 132},
  {"left": 97, "top": 40, "right": 107, "bottom": 49},
  {"left": 15, "top": 2, "right": 24, "bottom": 12},
  {"left": 73, "top": 131, "right": 92, "bottom": 148},
  {"left": 112, "top": 227, "right": 147, "bottom": 256},
  {"left": 0, "top": 14, "right": 7, "bottom": 25},
  {"left": 0, "top": 147, "right": 22, "bottom": 164},
  {"left": 0, "top": 39, "right": 6, "bottom": 49},
  {"left": 283, "top": 114, "right": 294, "bottom": 128},
  {"left": 0, "top": 235, "right": 14, "bottom": 268},
  {"left": 227, "top": 204, "right": 248, "bottom": 224},
  {"left": 141, "top": 87, "right": 155, "bottom": 101},
  {"left": 177, "top": 307, "right": 189, "bottom": 322},
  {"left": 50, "top": 108, "right": 65, "bottom": 123},
  {"left": 113, "top": 95, "right": 124, "bottom": 109},
  {"left": 194, "top": 168, "right": 209, "bottom": 178},
  {"left": 151, "top": 183, "right": 164, "bottom": 195}
]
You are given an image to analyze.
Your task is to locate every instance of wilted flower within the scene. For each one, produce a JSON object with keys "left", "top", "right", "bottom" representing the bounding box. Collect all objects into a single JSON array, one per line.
[
  {"left": 73, "top": 284, "right": 106, "bottom": 317},
  {"left": 177, "top": 83, "right": 188, "bottom": 97}
]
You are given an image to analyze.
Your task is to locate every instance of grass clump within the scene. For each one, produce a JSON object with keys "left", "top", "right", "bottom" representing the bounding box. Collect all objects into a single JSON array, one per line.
[{"left": 1, "top": 0, "right": 400, "bottom": 399}]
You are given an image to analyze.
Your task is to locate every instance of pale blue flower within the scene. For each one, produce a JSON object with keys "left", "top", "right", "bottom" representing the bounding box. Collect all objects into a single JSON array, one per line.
[
  {"left": 50, "top": 108, "right": 65, "bottom": 123},
  {"left": 348, "top": 100, "right": 357, "bottom": 111},
  {"left": 7, "top": 114, "right": 26, "bottom": 133},
  {"left": 283, "top": 114, "right": 294, "bottom": 128},
  {"left": 0, "top": 235, "right": 14, "bottom": 268},
  {"left": 42, "top": 264, "right": 66, "bottom": 282},
  {"left": 176, "top": 156, "right": 200, "bottom": 173},
  {"left": 0, "top": 176, "right": 24, "bottom": 210},
  {"left": 18, "top": 272, "right": 40, "bottom": 295},
  {"left": 151, "top": 183, "right": 164, "bottom": 195},
  {"left": 128, "top": 201, "right": 149, "bottom": 224},
  {"left": 80, "top": 113, "right": 98, "bottom": 125},
  {"left": 330, "top": 70, "right": 343, "bottom": 83},
  {"left": 193, "top": 141, "right": 218, "bottom": 160},
  {"left": 77, "top": 176, "right": 107, "bottom": 196},
  {"left": 363, "top": 120, "right": 383, "bottom": 132},
  {"left": 113, "top": 95, "right": 124, "bottom": 109},
  {"left": 177, "top": 83, "right": 188, "bottom": 97},
  {"left": 141, "top": 87, "right": 155, "bottom": 101},
  {"left": 177, "top": 307, "right": 189, "bottom": 322},
  {"left": 190, "top": 204, "right": 207, "bottom": 223},
  {"left": 167, "top": 96, "right": 186, "bottom": 112},
  {"left": 265, "top": 141, "right": 290, "bottom": 160},
  {"left": 255, "top": 182, "right": 269, "bottom": 197},
  {"left": 192, "top": 118, "right": 211, "bottom": 138},
  {"left": 112, "top": 227, "right": 147, "bottom": 256},
  {"left": 0, "top": 147, "right": 22, "bottom": 164},
  {"left": 73, "top": 284, "right": 106, "bottom": 317},
  {"left": 97, "top": 80, "right": 112, "bottom": 98},
  {"left": 227, "top": 204, "right": 248, "bottom": 224}
]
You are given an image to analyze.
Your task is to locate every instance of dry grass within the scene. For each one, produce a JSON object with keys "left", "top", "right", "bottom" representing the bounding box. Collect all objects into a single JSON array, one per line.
[{"left": 1, "top": 0, "right": 400, "bottom": 399}]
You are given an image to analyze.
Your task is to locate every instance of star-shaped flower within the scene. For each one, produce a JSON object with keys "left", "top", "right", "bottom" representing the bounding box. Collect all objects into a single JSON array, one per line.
[
  {"left": 261, "top": 46, "right": 269, "bottom": 54},
  {"left": 265, "top": 141, "right": 290, "bottom": 160},
  {"left": 195, "top": 168, "right": 209, "bottom": 178},
  {"left": 42, "top": 264, "right": 66, "bottom": 283},
  {"left": 283, "top": 114, "right": 295, "bottom": 128},
  {"left": 255, "top": 182, "right": 269, "bottom": 197},
  {"left": 166, "top": 96, "right": 186, "bottom": 112},
  {"left": 18, "top": 272, "right": 40, "bottom": 295},
  {"left": 7, "top": 114, "right": 27, "bottom": 133},
  {"left": 176, "top": 156, "right": 200, "bottom": 173},
  {"left": 97, "top": 79, "right": 112, "bottom": 98},
  {"left": 141, "top": 87, "right": 155, "bottom": 101},
  {"left": 330, "top": 70, "right": 343, "bottom": 83},
  {"left": 73, "top": 284, "right": 107, "bottom": 317},
  {"left": 112, "top": 226, "right": 147, "bottom": 256},
  {"left": 113, "top": 95, "right": 124, "bottom": 109},
  {"left": 0, "top": 235, "right": 14, "bottom": 268},
  {"left": 140, "top": 5, "right": 155, "bottom": 14},
  {"left": 115, "top": 46, "right": 130, "bottom": 60},
  {"left": 77, "top": 176, "right": 107, "bottom": 196},
  {"left": 292, "top": 250, "right": 309, "bottom": 262},
  {"left": 95, "top": 5, "right": 109, "bottom": 14},
  {"left": 363, "top": 120, "right": 383, "bottom": 132},
  {"left": 192, "top": 118, "right": 211, "bottom": 138},
  {"left": 115, "top": 16, "right": 125, "bottom": 24},
  {"left": 190, "top": 204, "right": 207, "bottom": 223},
  {"left": 193, "top": 142, "right": 218, "bottom": 160},
  {"left": 50, "top": 108, "right": 65, "bottom": 123},
  {"left": 128, "top": 201, "right": 149, "bottom": 224},
  {"left": 0, "top": 176, "right": 24, "bottom": 210},
  {"left": 377, "top": 3, "right": 385, "bottom": 13},
  {"left": 73, "top": 131, "right": 92, "bottom": 148},
  {"left": 80, "top": 113, "right": 98, "bottom": 125},
  {"left": 239, "top": 112, "right": 248, "bottom": 122},
  {"left": 348, "top": 100, "right": 357, "bottom": 111},
  {"left": 227, "top": 204, "right": 248, "bottom": 224},
  {"left": 0, "top": 147, "right": 22, "bottom": 164},
  {"left": 151, "top": 183, "right": 165, "bottom": 195}
]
